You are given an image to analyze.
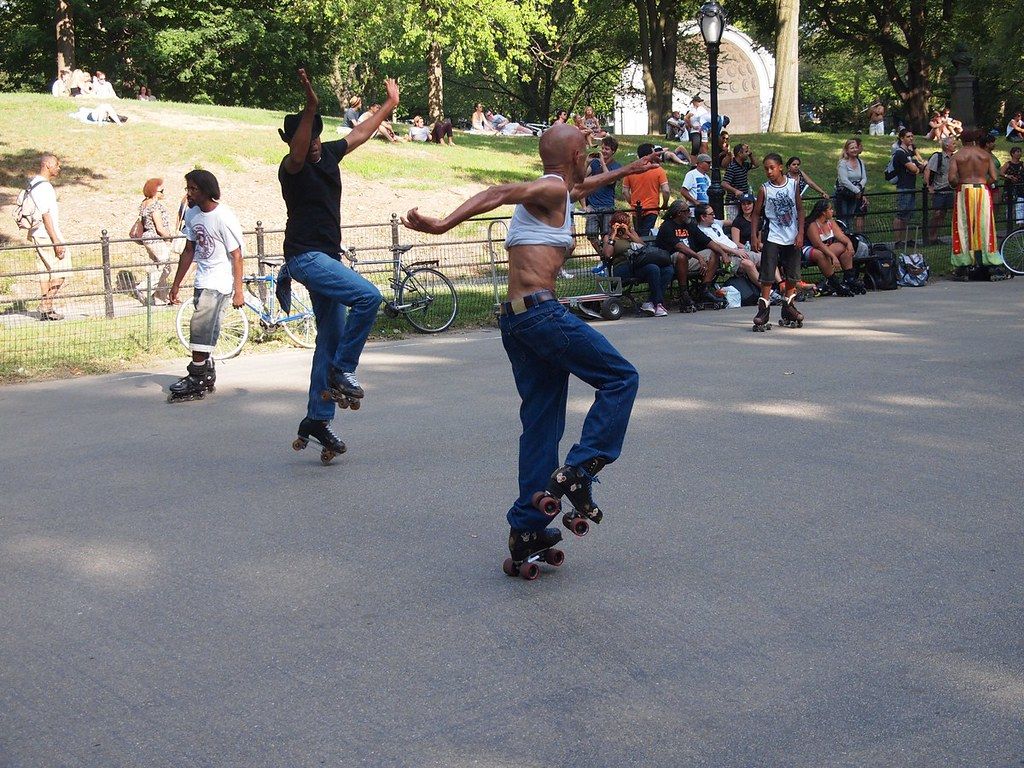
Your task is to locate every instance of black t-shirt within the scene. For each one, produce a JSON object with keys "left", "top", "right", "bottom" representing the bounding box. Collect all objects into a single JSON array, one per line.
[
  {"left": 279, "top": 138, "right": 348, "bottom": 259},
  {"left": 655, "top": 219, "right": 692, "bottom": 253},
  {"left": 732, "top": 213, "right": 752, "bottom": 246},
  {"left": 685, "top": 220, "right": 712, "bottom": 252},
  {"left": 893, "top": 147, "right": 917, "bottom": 190}
]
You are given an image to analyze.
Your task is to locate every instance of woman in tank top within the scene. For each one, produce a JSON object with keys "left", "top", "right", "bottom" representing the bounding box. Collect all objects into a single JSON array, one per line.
[{"left": 803, "top": 198, "right": 860, "bottom": 296}]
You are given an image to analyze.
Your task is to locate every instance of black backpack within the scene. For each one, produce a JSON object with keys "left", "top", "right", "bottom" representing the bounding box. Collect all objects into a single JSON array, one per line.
[
  {"left": 862, "top": 244, "right": 899, "bottom": 290},
  {"left": 724, "top": 274, "right": 760, "bottom": 306}
]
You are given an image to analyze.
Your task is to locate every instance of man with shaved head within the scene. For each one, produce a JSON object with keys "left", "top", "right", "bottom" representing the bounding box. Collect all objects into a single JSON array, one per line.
[{"left": 403, "top": 124, "right": 656, "bottom": 576}]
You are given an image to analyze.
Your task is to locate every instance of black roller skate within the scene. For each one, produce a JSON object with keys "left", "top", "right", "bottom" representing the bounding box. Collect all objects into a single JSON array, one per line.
[
  {"left": 292, "top": 417, "right": 347, "bottom": 465},
  {"left": 678, "top": 292, "right": 698, "bottom": 314},
  {"left": 502, "top": 527, "right": 565, "bottom": 581},
  {"left": 824, "top": 273, "right": 855, "bottom": 297},
  {"left": 696, "top": 285, "right": 727, "bottom": 311},
  {"left": 843, "top": 270, "right": 867, "bottom": 295},
  {"left": 752, "top": 296, "right": 772, "bottom": 332},
  {"left": 778, "top": 295, "right": 804, "bottom": 328},
  {"left": 532, "top": 458, "right": 606, "bottom": 538},
  {"left": 321, "top": 367, "right": 364, "bottom": 410},
  {"left": 167, "top": 359, "right": 215, "bottom": 403}
]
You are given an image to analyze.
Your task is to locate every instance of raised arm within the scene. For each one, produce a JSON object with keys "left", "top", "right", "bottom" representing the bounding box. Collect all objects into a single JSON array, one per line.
[
  {"left": 344, "top": 78, "right": 401, "bottom": 154},
  {"left": 403, "top": 178, "right": 565, "bottom": 235},
  {"left": 283, "top": 69, "right": 320, "bottom": 174}
]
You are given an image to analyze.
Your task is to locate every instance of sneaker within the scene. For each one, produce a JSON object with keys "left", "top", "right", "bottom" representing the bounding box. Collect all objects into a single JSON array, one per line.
[
  {"left": 40, "top": 310, "right": 64, "bottom": 321},
  {"left": 590, "top": 263, "right": 607, "bottom": 276},
  {"left": 769, "top": 289, "right": 783, "bottom": 305},
  {"left": 640, "top": 301, "right": 656, "bottom": 316},
  {"left": 654, "top": 303, "right": 668, "bottom": 317},
  {"left": 558, "top": 268, "right": 574, "bottom": 279}
]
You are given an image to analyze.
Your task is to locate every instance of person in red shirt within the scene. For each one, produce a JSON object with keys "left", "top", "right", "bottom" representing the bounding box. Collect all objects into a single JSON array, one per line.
[{"left": 622, "top": 143, "right": 670, "bottom": 236}]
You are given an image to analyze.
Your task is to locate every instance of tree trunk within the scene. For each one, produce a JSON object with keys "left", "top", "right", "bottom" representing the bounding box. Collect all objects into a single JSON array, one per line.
[
  {"left": 768, "top": 0, "right": 801, "bottom": 132},
  {"left": 635, "top": 0, "right": 678, "bottom": 135},
  {"left": 427, "top": 39, "right": 444, "bottom": 122},
  {"left": 55, "top": 0, "right": 75, "bottom": 75}
]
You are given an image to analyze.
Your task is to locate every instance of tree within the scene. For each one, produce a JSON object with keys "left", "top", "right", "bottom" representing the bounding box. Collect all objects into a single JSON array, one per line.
[
  {"left": 633, "top": 0, "right": 681, "bottom": 134},
  {"left": 767, "top": 0, "right": 800, "bottom": 132},
  {"left": 55, "top": 0, "right": 74, "bottom": 74}
]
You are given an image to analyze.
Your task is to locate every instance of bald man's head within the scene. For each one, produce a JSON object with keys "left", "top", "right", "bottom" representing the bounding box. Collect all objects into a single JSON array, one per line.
[{"left": 539, "top": 123, "right": 585, "bottom": 165}]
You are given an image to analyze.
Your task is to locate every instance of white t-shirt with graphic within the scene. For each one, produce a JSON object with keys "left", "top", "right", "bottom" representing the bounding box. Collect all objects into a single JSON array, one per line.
[
  {"left": 26, "top": 175, "right": 62, "bottom": 240},
  {"left": 761, "top": 177, "right": 799, "bottom": 245},
  {"left": 683, "top": 168, "right": 711, "bottom": 204},
  {"left": 184, "top": 203, "right": 243, "bottom": 294}
]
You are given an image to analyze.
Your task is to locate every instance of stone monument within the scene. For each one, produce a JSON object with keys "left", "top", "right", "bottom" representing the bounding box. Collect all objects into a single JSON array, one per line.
[{"left": 950, "top": 45, "right": 977, "bottom": 128}]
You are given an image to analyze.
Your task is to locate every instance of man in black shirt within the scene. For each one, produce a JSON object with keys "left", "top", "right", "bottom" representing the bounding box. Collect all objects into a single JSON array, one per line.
[
  {"left": 653, "top": 201, "right": 718, "bottom": 311},
  {"left": 892, "top": 128, "right": 922, "bottom": 246},
  {"left": 279, "top": 68, "right": 399, "bottom": 459}
]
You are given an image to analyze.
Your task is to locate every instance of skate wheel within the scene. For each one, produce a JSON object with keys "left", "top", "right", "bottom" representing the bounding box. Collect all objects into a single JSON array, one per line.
[
  {"left": 321, "top": 391, "right": 331, "bottom": 401},
  {"left": 207, "top": 385, "right": 216, "bottom": 393},
  {"left": 564, "top": 515, "right": 589, "bottom": 537},
  {"left": 349, "top": 398, "right": 361, "bottom": 411},
  {"left": 502, "top": 558, "right": 518, "bottom": 577},
  {"left": 545, "top": 548, "right": 565, "bottom": 567},
  {"left": 519, "top": 562, "right": 540, "bottom": 581},
  {"left": 292, "top": 437, "right": 308, "bottom": 451},
  {"left": 321, "top": 450, "right": 335, "bottom": 465},
  {"left": 532, "top": 491, "right": 560, "bottom": 516},
  {"left": 166, "top": 393, "right": 175, "bottom": 404}
]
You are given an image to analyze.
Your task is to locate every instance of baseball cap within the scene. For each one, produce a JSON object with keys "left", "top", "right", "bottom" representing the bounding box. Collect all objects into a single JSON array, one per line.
[
  {"left": 739, "top": 192, "right": 755, "bottom": 203},
  {"left": 665, "top": 200, "right": 688, "bottom": 219},
  {"left": 691, "top": 95, "right": 703, "bottom": 103},
  {"left": 696, "top": 153, "right": 712, "bottom": 164},
  {"left": 653, "top": 145, "right": 664, "bottom": 153}
]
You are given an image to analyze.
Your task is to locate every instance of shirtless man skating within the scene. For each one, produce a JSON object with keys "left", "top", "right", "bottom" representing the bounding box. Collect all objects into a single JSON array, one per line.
[
  {"left": 402, "top": 124, "right": 656, "bottom": 579},
  {"left": 948, "top": 128, "right": 1000, "bottom": 276}
]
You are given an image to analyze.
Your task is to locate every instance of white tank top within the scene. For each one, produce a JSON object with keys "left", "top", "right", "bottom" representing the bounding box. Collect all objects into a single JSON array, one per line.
[
  {"left": 504, "top": 174, "right": 575, "bottom": 252},
  {"left": 761, "top": 177, "right": 799, "bottom": 245}
]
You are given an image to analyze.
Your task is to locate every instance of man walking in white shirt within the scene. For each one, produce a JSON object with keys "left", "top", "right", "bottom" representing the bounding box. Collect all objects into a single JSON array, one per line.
[{"left": 26, "top": 153, "right": 70, "bottom": 321}]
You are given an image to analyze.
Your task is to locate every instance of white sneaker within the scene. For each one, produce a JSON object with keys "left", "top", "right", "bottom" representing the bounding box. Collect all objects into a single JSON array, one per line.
[
  {"left": 640, "top": 301, "right": 656, "bottom": 316},
  {"left": 591, "top": 264, "right": 607, "bottom": 276},
  {"left": 559, "top": 268, "right": 574, "bottom": 279},
  {"left": 654, "top": 304, "right": 668, "bottom": 317}
]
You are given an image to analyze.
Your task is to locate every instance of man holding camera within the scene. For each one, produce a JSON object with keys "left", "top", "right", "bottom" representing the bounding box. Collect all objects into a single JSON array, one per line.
[{"left": 583, "top": 135, "right": 622, "bottom": 254}]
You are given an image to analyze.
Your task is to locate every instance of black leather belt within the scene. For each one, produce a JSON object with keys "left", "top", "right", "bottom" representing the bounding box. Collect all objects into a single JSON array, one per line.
[{"left": 499, "top": 290, "right": 558, "bottom": 316}]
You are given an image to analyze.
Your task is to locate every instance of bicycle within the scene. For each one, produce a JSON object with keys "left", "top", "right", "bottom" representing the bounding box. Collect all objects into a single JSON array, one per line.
[
  {"left": 345, "top": 243, "right": 458, "bottom": 333},
  {"left": 175, "top": 258, "right": 316, "bottom": 360},
  {"left": 999, "top": 227, "right": 1024, "bottom": 275}
]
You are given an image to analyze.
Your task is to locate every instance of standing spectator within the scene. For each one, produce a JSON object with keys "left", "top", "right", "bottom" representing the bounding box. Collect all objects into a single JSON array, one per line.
[
  {"left": 133, "top": 178, "right": 174, "bottom": 304},
  {"left": 891, "top": 128, "right": 922, "bottom": 247},
  {"left": 924, "top": 137, "right": 956, "bottom": 243},
  {"left": 622, "top": 143, "right": 669, "bottom": 236},
  {"left": 25, "top": 153, "right": 70, "bottom": 321},
  {"left": 834, "top": 139, "right": 867, "bottom": 232},
  {"left": 679, "top": 153, "right": 712, "bottom": 213},
  {"left": 684, "top": 96, "right": 710, "bottom": 157},
  {"left": 948, "top": 128, "right": 1000, "bottom": 275},
  {"left": 92, "top": 71, "right": 118, "bottom": 99},
  {"left": 786, "top": 156, "right": 828, "bottom": 199},
  {"left": 1006, "top": 111, "right": 1024, "bottom": 142},
  {"left": 722, "top": 144, "right": 754, "bottom": 220},
  {"left": 51, "top": 69, "right": 70, "bottom": 97},
  {"left": 717, "top": 130, "right": 733, "bottom": 167},
  {"left": 1001, "top": 145, "right": 1024, "bottom": 228},
  {"left": 167, "top": 170, "right": 245, "bottom": 402},
  {"left": 344, "top": 96, "right": 362, "bottom": 128},
  {"left": 867, "top": 100, "right": 886, "bottom": 136},
  {"left": 408, "top": 115, "right": 430, "bottom": 142},
  {"left": 584, "top": 136, "right": 622, "bottom": 253}
]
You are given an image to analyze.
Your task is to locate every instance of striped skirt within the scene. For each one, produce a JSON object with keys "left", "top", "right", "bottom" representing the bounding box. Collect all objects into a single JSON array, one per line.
[{"left": 952, "top": 184, "right": 999, "bottom": 266}]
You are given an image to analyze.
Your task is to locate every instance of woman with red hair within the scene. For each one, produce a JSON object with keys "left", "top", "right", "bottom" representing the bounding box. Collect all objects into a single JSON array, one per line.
[{"left": 133, "top": 178, "right": 174, "bottom": 304}]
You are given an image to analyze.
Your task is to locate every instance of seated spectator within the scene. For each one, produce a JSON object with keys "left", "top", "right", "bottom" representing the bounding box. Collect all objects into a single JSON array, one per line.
[
  {"left": 92, "top": 71, "right": 118, "bottom": 99},
  {"left": 471, "top": 103, "right": 496, "bottom": 134},
  {"left": 430, "top": 117, "right": 455, "bottom": 145},
  {"left": 785, "top": 155, "right": 828, "bottom": 200},
  {"left": 665, "top": 110, "right": 684, "bottom": 141},
  {"left": 553, "top": 109, "right": 569, "bottom": 124},
  {"left": 360, "top": 104, "right": 399, "bottom": 142},
  {"left": 344, "top": 96, "right": 362, "bottom": 128},
  {"left": 137, "top": 85, "right": 154, "bottom": 100},
  {"left": 803, "top": 199, "right": 859, "bottom": 296},
  {"left": 581, "top": 106, "right": 607, "bottom": 140},
  {"left": 51, "top": 69, "right": 70, "bottom": 97},
  {"left": 489, "top": 111, "right": 534, "bottom": 136},
  {"left": 679, "top": 153, "right": 712, "bottom": 212},
  {"left": 694, "top": 203, "right": 761, "bottom": 285},
  {"left": 68, "top": 68, "right": 93, "bottom": 97},
  {"left": 941, "top": 108, "right": 963, "bottom": 138},
  {"left": 408, "top": 115, "right": 430, "bottom": 142},
  {"left": 1006, "top": 111, "right": 1024, "bottom": 142},
  {"left": 654, "top": 200, "right": 718, "bottom": 310},
  {"left": 601, "top": 212, "right": 676, "bottom": 317}
]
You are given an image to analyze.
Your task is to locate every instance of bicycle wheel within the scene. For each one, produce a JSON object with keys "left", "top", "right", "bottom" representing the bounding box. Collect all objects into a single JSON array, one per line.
[
  {"left": 280, "top": 281, "right": 318, "bottom": 349},
  {"left": 398, "top": 267, "right": 458, "bottom": 333},
  {"left": 999, "top": 229, "right": 1024, "bottom": 275},
  {"left": 175, "top": 299, "right": 250, "bottom": 360}
]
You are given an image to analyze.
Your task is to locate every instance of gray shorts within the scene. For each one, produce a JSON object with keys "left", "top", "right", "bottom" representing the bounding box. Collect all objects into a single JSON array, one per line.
[
  {"left": 585, "top": 211, "right": 612, "bottom": 238},
  {"left": 189, "top": 288, "right": 232, "bottom": 353},
  {"left": 932, "top": 189, "right": 954, "bottom": 210},
  {"left": 896, "top": 189, "right": 916, "bottom": 221}
]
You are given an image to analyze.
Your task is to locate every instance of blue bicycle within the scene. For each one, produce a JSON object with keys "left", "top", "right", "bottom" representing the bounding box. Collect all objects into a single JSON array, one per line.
[{"left": 175, "top": 259, "right": 316, "bottom": 359}]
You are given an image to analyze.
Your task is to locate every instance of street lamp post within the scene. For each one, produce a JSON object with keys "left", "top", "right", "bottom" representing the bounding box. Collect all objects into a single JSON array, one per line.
[{"left": 699, "top": 1, "right": 726, "bottom": 219}]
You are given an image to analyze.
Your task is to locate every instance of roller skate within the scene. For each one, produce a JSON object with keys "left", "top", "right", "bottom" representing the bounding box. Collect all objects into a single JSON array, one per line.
[
  {"left": 695, "top": 285, "right": 727, "bottom": 311},
  {"left": 752, "top": 296, "right": 772, "bottom": 332},
  {"left": 167, "top": 359, "right": 215, "bottom": 403},
  {"left": 842, "top": 270, "right": 867, "bottom": 295},
  {"left": 678, "top": 293, "right": 698, "bottom": 314},
  {"left": 502, "top": 527, "right": 565, "bottom": 581},
  {"left": 823, "top": 273, "right": 854, "bottom": 297},
  {"left": 321, "top": 367, "right": 363, "bottom": 410},
  {"left": 292, "top": 417, "right": 347, "bottom": 465},
  {"left": 532, "top": 458, "right": 606, "bottom": 538},
  {"left": 778, "top": 295, "right": 804, "bottom": 328}
]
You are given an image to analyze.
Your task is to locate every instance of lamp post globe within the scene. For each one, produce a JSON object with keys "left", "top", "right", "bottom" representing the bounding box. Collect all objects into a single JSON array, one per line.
[{"left": 699, "top": 1, "right": 726, "bottom": 218}]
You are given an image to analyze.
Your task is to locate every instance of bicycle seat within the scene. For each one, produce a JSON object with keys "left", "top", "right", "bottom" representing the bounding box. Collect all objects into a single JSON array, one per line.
[
  {"left": 259, "top": 256, "right": 285, "bottom": 268},
  {"left": 393, "top": 244, "right": 414, "bottom": 255}
]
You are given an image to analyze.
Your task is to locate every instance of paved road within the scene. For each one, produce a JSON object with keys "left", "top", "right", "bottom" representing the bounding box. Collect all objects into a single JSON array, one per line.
[{"left": 2, "top": 280, "right": 1022, "bottom": 767}]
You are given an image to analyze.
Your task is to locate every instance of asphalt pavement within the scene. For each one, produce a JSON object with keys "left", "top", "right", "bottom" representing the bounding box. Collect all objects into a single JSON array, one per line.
[{"left": 1, "top": 279, "right": 1022, "bottom": 767}]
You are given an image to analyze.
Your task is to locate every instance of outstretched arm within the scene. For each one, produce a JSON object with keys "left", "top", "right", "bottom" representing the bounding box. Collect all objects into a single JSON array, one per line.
[
  {"left": 283, "top": 69, "right": 320, "bottom": 174},
  {"left": 571, "top": 156, "right": 659, "bottom": 201},
  {"left": 345, "top": 79, "right": 400, "bottom": 153},
  {"left": 403, "top": 178, "right": 565, "bottom": 235}
]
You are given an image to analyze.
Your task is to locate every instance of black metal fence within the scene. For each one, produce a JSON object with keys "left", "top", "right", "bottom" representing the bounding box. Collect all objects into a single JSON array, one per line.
[{"left": 2, "top": 187, "right": 1021, "bottom": 380}]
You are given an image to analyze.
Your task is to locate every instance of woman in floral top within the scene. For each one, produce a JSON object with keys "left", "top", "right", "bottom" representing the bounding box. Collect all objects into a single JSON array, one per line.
[{"left": 135, "top": 178, "right": 173, "bottom": 304}]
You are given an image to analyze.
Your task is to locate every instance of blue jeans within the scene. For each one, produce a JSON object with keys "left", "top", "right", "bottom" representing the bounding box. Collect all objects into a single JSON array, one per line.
[
  {"left": 634, "top": 213, "right": 658, "bottom": 238},
  {"left": 286, "top": 251, "right": 382, "bottom": 420},
  {"left": 499, "top": 299, "right": 639, "bottom": 531},
  {"left": 611, "top": 261, "right": 674, "bottom": 306}
]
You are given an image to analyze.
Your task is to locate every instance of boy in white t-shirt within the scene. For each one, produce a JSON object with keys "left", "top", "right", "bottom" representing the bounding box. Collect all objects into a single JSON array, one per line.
[{"left": 167, "top": 170, "right": 244, "bottom": 402}]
